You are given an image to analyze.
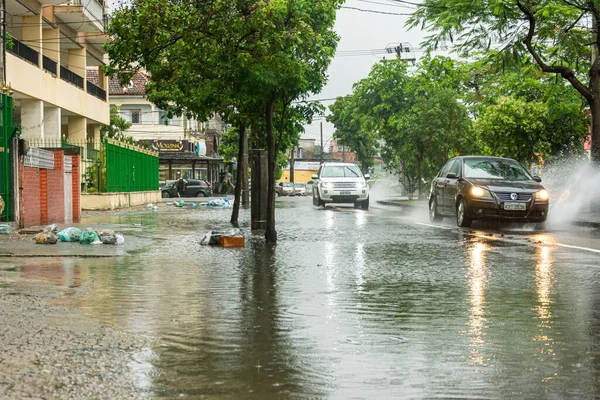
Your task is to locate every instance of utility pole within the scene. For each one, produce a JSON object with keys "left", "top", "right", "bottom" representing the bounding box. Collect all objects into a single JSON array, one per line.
[
  {"left": 386, "top": 42, "right": 416, "bottom": 65},
  {"left": 320, "top": 121, "right": 323, "bottom": 164},
  {"left": 289, "top": 147, "right": 295, "bottom": 183}
]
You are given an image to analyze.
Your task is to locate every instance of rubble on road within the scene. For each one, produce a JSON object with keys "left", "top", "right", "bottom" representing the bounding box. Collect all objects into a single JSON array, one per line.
[{"left": 201, "top": 228, "right": 245, "bottom": 247}]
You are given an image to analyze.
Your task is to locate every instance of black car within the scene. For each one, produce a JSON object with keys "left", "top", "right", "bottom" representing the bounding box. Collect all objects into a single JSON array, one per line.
[
  {"left": 161, "top": 179, "right": 213, "bottom": 198},
  {"left": 429, "top": 156, "right": 549, "bottom": 227}
]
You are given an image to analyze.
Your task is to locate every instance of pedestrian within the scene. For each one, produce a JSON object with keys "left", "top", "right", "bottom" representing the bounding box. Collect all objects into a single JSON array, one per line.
[{"left": 176, "top": 178, "right": 188, "bottom": 198}]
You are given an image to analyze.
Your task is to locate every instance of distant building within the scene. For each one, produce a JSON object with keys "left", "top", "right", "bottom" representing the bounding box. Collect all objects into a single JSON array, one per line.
[{"left": 90, "top": 70, "right": 227, "bottom": 185}]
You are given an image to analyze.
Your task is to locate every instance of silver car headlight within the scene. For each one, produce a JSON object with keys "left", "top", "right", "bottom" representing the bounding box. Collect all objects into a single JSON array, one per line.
[{"left": 535, "top": 189, "right": 549, "bottom": 200}]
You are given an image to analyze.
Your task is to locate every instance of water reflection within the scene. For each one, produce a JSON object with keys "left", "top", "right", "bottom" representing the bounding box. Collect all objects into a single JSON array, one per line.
[
  {"left": 534, "top": 246, "right": 555, "bottom": 357},
  {"left": 467, "top": 241, "right": 488, "bottom": 366},
  {"left": 354, "top": 243, "right": 365, "bottom": 292}
]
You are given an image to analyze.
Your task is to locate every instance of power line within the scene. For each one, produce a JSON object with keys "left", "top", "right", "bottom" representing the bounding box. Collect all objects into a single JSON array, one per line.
[{"left": 340, "top": 5, "right": 413, "bottom": 15}]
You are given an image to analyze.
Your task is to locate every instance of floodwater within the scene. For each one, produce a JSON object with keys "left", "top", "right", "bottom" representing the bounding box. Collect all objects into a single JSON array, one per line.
[{"left": 8, "top": 198, "right": 600, "bottom": 398}]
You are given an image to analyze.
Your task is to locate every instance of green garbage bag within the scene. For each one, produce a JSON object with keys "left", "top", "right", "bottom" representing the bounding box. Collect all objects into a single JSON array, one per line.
[
  {"left": 57, "top": 227, "right": 83, "bottom": 242},
  {"left": 80, "top": 228, "right": 100, "bottom": 244}
]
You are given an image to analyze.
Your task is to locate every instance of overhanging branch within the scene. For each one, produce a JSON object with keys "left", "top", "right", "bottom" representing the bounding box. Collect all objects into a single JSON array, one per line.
[{"left": 516, "top": 0, "right": 594, "bottom": 103}]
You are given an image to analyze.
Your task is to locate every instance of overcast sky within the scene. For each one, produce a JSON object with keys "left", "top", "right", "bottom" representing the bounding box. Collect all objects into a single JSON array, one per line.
[{"left": 303, "top": 0, "right": 438, "bottom": 150}]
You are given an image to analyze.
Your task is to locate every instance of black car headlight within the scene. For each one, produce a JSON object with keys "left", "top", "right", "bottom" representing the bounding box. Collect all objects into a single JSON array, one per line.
[
  {"left": 535, "top": 189, "right": 549, "bottom": 200},
  {"left": 470, "top": 186, "right": 486, "bottom": 198}
]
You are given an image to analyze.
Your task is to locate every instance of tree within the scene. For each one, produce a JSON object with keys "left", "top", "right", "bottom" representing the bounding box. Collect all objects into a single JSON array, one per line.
[
  {"left": 105, "top": 0, "right": 342, "bottom": 242},
  {"left": 408, "top": 0, "right": 600, "bottom": 162},
  {"left": 466, "top": 70, "right": 590, "bottom": 160},
  {"left": 100, "top": 106, "right": 133, "bottom": 143},
  {"left": 347, "top": 57, "right": 471, "bottom": 198},
  {"left": 327, "top": 95, "right": 378, "bottom": 173}
]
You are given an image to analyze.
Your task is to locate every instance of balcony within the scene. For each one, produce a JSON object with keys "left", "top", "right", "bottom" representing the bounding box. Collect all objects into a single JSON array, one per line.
[
  {"left": 87, "top": 80, "right": 106, "bottom": 101},
  {"left": 54, "top": 0, "right": 105, "bottom": 33},
  {"left": 60, "top": 65, "right": 84, "bottom": 89},
  {"left": 7, "top": 38, "right": 39, "bottom": 66},
  {"left": 42, "top": 55, "right": 57, "bottom": 75}
]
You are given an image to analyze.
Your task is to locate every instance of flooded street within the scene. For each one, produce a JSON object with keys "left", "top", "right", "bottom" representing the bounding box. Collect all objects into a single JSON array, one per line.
[{"left": 3, "top": 197, "right": 600, "bottom": 398}]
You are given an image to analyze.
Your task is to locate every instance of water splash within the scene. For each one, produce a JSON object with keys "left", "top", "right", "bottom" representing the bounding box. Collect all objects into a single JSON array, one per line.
[{"left": 541, "top": 159, "right": 600, "bottom": 227}]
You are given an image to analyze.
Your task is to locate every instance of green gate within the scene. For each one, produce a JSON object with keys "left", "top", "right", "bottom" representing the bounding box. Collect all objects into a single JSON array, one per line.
[
  {"left": 105, "top": 138, "right": 159, "bottom": 192},
  {"left": 0, "top": 94, "right": 15, "bottom": 221}
]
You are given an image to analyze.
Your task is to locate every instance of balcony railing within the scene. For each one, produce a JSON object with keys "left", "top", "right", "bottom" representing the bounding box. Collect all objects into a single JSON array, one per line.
[
  {"left": 60, "top": 65, "right": 84, "bottom": 89},
  {"left": 7, "top": 38, "right": 39, "bottom": 66},
  {"left": 87, "top": 80, "right": 106, "bottom": 101},
  {"left": 42, "top": 55, "right": 57, "bottom": 75}
]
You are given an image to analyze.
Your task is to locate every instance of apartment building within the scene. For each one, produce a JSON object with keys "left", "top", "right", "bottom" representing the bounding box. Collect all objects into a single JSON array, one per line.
[
  {"left": 2, "top": 0, "right": 110, "bottom": 226},
  {"left": 6, "top": 0, "right": 110, "bottom": 143}
]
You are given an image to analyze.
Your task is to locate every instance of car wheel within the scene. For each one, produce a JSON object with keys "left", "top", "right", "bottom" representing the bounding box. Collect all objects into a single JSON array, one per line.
[
  {"left": 360, "top": 197, "right": 369, "bottom": 210},
  {"left": 314, "top": 190, "right": 323, "bottom": 207},
  {"left": 162, "top": 191, "right": 170, "bottom": 198},
  {"left": 202, "top": 191, "right": 209, "bottom": 197},
  {"left": 456, "top": 198, "right": 472, "bottom": 228},
  {"left": 429, "top": 198, "right": 443, "bottom": 223}
]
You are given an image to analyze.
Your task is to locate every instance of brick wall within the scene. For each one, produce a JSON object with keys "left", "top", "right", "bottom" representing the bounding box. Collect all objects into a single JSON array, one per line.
[
  {"left": 46, "top": 152, "right": 65, "bottom": 224},
  {"left": 22, "top": 167, "right": 41, "bottom": 227},
  {"left": 20, "top": 150, "right": 81, "bottom": 228}
]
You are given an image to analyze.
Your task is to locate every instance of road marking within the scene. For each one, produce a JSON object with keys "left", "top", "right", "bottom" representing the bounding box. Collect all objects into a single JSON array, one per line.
[
  {"left": 416, "top": 221, "right": 600, "bottom": 255},
  {"left": 551, "top": 243, "right": 600, "bottom": 254}
]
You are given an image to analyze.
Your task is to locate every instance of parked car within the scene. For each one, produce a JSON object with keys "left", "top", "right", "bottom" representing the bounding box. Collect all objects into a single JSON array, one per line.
[
  {"left": 306, "top": 181, "right": 314, "bottom": 194},
  {"left": 312, "top": 162, "right": 370, "bottom": 209},
  {"left": 275, "top": 182, "right": 295, "bottom": 196},
  {"left": 161, "top": 179, "right": 213, "bottom": 198},
  {"left": 294, "top": 182, "right": 307, "bottom": 196},
  {"left": 429, "top": 156, "right": 549, "bottom": 227}
]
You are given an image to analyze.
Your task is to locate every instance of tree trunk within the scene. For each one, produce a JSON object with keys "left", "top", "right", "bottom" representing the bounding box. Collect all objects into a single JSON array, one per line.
[
  {"left": 265, "top": 99, "right": 277, "bottom": 243},
  {"left": 230, "top": 121, "right": 246, "bottom": 226},
  {"left": 361, "top": 159, "right": 368, "bottom": 175},
  {"left": 591, "top": 99, "right": 600, "bottom": 164}
]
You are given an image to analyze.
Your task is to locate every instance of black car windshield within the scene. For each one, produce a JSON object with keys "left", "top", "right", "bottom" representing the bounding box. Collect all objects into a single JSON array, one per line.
[
  {"left": 321, "top": 165, "right": 362, "bottom": 178},
  {"left": 463, "top": 158, "right": 532, "bottom": 181}
]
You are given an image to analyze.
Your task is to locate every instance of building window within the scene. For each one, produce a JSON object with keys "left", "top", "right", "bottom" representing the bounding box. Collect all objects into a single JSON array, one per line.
[{"left": 131, "top": 110, "right": 141, "bottom": 124}]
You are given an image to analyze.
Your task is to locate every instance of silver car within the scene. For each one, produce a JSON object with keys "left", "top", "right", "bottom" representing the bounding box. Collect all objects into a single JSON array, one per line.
[{"left": 312, "top": 162, "right": 370, "bottom": 209}]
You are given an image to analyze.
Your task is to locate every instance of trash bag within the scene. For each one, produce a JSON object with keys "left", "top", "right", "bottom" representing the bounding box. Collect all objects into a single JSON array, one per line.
[
  {"left": 115, "top": 233, "right": 125, "bottom": 245},
  {"left": 147, "top": 203, "right": 153, "bottom": 208},
  {"left": 80, "top": 228, "right": 100, "bottom": 244},
  {"left": 98, "top": 229, "right": 117, "bottom": 245},
  {"left": 179, "top": 200, "right": 185, "bottom": 206},
  {"left": 190, "top": 202, "right": 198, "bottom": 207},
  {"left": 0, "top": 224, "right": 11, "bottom": 235},
  {"left": 35, "top": 231, "right": 58, "bottom": 244},
  {"left": 152, "top": 206, "right": 159, "bottom": 211},
  {"left": 43, "top": 223, "right": 58, "bottom": 233},
  {"left": 57, "top": 227, "right": 83, "bottom": 242}
]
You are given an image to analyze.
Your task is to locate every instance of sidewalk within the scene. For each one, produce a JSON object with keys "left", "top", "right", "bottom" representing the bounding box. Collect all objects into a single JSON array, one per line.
[{"left": 377, "top": 197, "right": 600, "bottom": 229}]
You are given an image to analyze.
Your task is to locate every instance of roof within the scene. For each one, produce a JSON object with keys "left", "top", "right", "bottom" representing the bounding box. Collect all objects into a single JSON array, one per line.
[
  {"left": 86, "top": 69, "right": 150, "bottom": 96},
  {"left": 321, "top": 162, "right": 360, "bottom": 166}
]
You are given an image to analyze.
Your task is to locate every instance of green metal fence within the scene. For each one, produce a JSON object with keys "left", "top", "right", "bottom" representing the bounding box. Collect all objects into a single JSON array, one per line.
[
  {"left": 0, "top": 94, "right": 15, "bottom": 221},
  {"left": 105, "top": 138, "right": 159, "bottom": 192}
]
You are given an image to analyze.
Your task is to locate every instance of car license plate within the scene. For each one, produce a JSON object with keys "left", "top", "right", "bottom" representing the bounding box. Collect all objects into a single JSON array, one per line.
[
  {"left": 339, "top": 191, "right": 351, "bottom": 195},
  {"left": 503, "top": 202, "right": 526, "bottom": 211}
]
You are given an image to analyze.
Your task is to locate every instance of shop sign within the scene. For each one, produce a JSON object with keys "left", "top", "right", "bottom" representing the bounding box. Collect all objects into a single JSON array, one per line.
[{"left": 139, "top": 140, "right": 192, "bottom": 152}]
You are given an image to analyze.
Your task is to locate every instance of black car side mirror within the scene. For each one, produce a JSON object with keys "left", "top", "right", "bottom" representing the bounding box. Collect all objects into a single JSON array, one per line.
[
  {"left": 446, "top": 172, "right": 458, "bottom": 179},
  {"left": 532, "top": 176, "right": 542, "bottom": 182}
]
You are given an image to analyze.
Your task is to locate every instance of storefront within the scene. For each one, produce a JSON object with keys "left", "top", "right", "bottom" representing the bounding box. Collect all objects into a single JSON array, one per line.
[{"left": 139, "top": 140, "right": 227, "bottom": 186}]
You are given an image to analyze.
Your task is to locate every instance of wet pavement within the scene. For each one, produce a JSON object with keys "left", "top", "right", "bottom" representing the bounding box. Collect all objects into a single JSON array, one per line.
[{"left": 2, "top": 196, "right": 600, "bottom": 398}]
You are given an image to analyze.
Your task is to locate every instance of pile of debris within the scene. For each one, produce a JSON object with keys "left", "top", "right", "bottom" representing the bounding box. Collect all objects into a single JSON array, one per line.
[
  {"left": 201, "top": 228, "right": 245, "bottom": 248},
  {"left": 33, "top": 224, "right": 125, "bottom": 245}
]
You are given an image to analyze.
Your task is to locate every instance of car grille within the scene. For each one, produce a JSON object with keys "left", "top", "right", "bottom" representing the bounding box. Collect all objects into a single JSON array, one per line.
[
  {"left": 333, "top": 182, "right": 357, "bottom": 189},
  {"left": 493, "top": 192, "right": 533, "bottom": 202}
]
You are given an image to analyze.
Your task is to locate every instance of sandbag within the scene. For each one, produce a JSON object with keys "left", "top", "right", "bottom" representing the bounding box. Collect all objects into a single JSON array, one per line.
[
  {"left": 80, "top": 228, "right": 100, "bottom": 244},
  {"left": 35, "top": 232, "right": 58, "bottom": 244},
  {"left": 57, "top": 227, "right": 83, "bottom": 242}
]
